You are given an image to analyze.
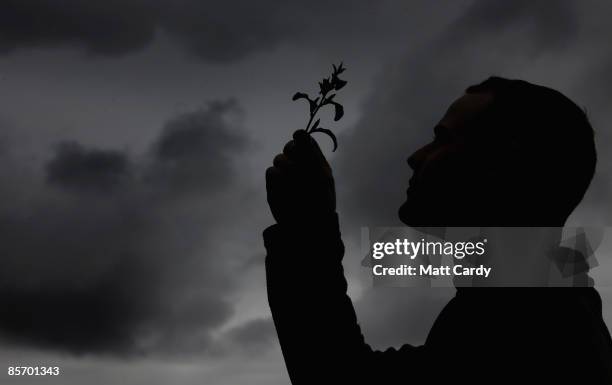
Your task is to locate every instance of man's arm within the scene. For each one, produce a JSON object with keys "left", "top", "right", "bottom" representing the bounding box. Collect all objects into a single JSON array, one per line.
[{"left": 264, "top": 131, "right": 425, "bottom": 384}]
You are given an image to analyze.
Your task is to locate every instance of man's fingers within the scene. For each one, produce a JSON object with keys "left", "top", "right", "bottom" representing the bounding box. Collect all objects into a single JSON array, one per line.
[
  {"left": 266, "top": 166, "right": 281, "bottom": 185},
  {"left": 283, "top": 140, "right": 297, "bottom": 159},
  {"left": 273, "top": 153, "right": 294, "bottom": 171},
  {"left": 292, "top": 129, "right": 310, "bottom": 142},
  {"left": 266, "top": 166, "right": 285, "bottom": 200},
  {"left": 266, "top": 166, "right": 286, "bottom": 223},
  {"left": 292, "top": 129, "right": 329, "bottom": 171}
]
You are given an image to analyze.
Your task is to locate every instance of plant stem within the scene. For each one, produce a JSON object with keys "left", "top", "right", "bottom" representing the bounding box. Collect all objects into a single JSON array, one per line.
[{"left": 305, "top": 92, "right": 328, "bottom": 133}]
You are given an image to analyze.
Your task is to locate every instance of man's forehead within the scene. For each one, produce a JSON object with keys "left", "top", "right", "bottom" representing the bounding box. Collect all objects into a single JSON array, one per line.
[{"left": 438, "top": 92, "right": 494, "bottom": 134}]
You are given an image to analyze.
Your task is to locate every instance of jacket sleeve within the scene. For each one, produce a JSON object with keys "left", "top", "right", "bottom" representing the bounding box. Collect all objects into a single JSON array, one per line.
[{"left": 264, "top": 213, "right": 426, "bottom": 384}]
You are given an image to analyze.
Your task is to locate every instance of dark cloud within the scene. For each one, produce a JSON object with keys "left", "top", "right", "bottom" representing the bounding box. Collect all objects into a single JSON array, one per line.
[
  {"left": 156, "top": 0, "right": 378, "bottom": 62},
  {"left": 147, "top": 99, "right": 247, "bottom": 195},
  {"left": 0, "top": 1, "right": 156, "bottom": 56},
  {"left": 0, "top": 1, "right": 406, "bottom": 62},
  {"left": 455, "top": 0, "right": 578, "bottom": 49},
  {"left": 0, "top": 258, "right": 158, "bottom": 354},
  {"left": 46, "top": 141, "right": 130, "bottom": 193},
  {"left": 0, "top": 99, "right": 250, "bottom": 355}
]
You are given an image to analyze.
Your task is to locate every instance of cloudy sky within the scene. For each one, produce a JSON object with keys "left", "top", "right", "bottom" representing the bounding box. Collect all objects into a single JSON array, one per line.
[{"left": 1, "top": 1, "right": 612, "bottom": 384}]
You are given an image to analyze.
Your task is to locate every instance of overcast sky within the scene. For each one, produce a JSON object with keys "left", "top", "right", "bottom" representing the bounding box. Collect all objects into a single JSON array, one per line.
[{"left": 1, "top": 1, "right": 612, "bottom": 384}]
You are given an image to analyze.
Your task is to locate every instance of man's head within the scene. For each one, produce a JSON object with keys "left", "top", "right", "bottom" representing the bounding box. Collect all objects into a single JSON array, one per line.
[{"left": 399, "top": 77, "right": 596, "bottom": 227}]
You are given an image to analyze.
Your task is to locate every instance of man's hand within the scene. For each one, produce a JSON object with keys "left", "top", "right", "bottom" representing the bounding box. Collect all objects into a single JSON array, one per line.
[{"left": 266, "top": 130, "right": 336, "bottom": 226}]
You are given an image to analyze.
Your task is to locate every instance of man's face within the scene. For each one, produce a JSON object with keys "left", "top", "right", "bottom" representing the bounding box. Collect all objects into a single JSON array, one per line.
[{"left": 398, "top": 92, "right": 495, "bottom": 226}]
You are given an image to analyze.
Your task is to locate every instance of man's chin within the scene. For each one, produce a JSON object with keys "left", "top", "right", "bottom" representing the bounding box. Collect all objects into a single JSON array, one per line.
[
  {"left": 398, "top": 199, "right": 429, "bottom": 227},
  {"left": 398, "top": 199, "right": 453, "bottom": 227}
]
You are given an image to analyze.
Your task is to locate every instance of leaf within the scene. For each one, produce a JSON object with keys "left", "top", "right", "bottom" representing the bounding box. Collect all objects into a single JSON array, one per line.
[
  {"left": 336, "top": 62, "right": 346, "bottom": 74},
  {"left": 325, "top": 93, "right": 336, "bottom": 102},
  {"left": 310, "top": 118, "right": 320, "bottom": 131},
  {"left": 310, "top": 128, "right": 338, "bottom": 152},
  {"left": 292, "top": 92, "right": 309, "bottom": 101},
  {"left": 319, "top": 77, "right": 333, "bottom": 95},
  {"left": 331, "top": 102, "right": 344, "bottom": 121},
  {"left": 332, "top": 74, "right": 347, "bottom": 90}
]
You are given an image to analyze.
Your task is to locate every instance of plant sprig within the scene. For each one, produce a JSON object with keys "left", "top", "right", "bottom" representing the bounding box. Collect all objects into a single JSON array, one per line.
[{"left": 292, "top": 62, "right": 347, "bottom": 151}]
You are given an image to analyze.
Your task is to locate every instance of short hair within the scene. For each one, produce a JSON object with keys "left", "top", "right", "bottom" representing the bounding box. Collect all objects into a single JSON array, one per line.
[{"left": 465, "top": 76, "right": 596, "bottom": 223}]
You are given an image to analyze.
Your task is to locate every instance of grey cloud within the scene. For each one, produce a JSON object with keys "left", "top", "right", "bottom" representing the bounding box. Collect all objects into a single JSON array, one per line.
[
  {"left": 147, "top": 99, "right": 247, "bottom": 195},
  {"left": 0, "top": 1, "right": 156, "bottom": 56},
  {"left": 0, "top": 99, "right": 251, "bottom": 355},
  {"left": 46, "top": 141, "right": 130, "bottom": 193},
  {"left": 0, "top": 259, "right": 159, "bottom": 354},
  {"left": 455, "top": 0, "right": 578, "bottom": 49},
  {"left": 157, "top": 0, "right": 379, "bottom": 62},
  {"left": 0, "top": 0, "right": 395, "bottom": 62},
  {"left": 224, "top": 318, "right": 277, "bottom": 353}
]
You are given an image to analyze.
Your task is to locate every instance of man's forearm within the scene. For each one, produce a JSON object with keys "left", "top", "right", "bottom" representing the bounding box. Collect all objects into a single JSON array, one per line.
[
  {"left": 264, "top": 213, "right": 423, "bottom": 383},
  {"left": 264, "top": 213, "right": 366, "bottom": 381}
]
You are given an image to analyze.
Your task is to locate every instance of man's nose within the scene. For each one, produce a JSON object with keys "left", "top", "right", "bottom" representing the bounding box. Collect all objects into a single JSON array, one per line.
[{"left": 407, "top": 148, "right": 426, "bottom": 170}]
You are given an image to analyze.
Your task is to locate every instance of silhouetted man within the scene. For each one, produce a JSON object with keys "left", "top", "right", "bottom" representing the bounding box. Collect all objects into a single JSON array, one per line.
[{"left": 264, "top": 77, "right": 612, "bottom": 384}]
